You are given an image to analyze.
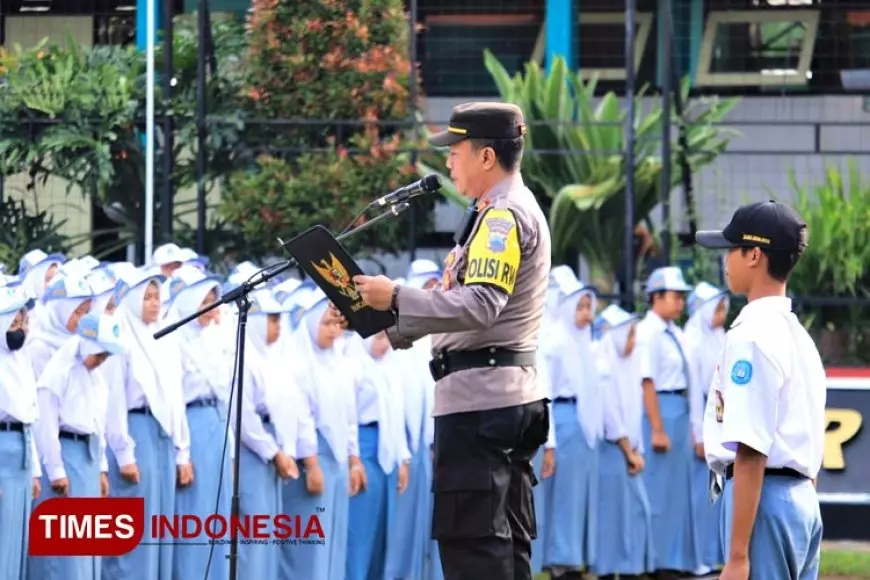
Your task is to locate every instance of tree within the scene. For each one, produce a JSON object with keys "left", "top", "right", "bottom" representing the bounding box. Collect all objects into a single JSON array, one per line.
[{"left": 219, "top": 0, "right": 429, "bottom": 258}]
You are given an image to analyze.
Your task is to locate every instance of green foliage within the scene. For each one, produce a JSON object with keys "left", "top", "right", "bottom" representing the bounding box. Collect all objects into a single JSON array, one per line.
[
  {"left": 480, "top": 51, "right": 739, "bottom": 290},
  {"left": 782, "top": 160, "right": 870, "bottom": 362},
  {"left": 0, "top": 39, "right": 145, "bottom": 203},
  {"left": 220, "top": 0, "right": 426, "bottom": 259},
  {"left": 221, "top": 133, "right": 418, "bottom": 257},
  {"left": 0, "top": 20, "right": 247, "bottom": 258},
  {"left": 0, "top": 198, "right": 72, "bottom": 273}
]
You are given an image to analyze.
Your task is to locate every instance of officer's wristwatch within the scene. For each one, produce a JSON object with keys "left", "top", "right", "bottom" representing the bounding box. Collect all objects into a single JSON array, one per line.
[{"left": 390, "top": 285, "right": 401, "bottom": 313}]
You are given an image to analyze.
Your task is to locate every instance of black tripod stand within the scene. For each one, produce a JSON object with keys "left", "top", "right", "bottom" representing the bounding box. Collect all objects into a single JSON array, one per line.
[{"left": 154, "top": 201, "right": 410, "bottom": 580}]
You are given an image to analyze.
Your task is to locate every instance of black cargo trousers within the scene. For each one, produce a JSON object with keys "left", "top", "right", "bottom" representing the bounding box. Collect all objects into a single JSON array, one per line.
[{"left": 431, "top": 399, "right": 550, "bottom": 580}]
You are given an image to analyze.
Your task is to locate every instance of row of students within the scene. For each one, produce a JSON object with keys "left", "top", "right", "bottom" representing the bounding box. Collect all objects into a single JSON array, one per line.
[
  {"left": 532, "top": 265, "right": 730, "bottom": 580},
  {"left": 0, "top": 245, "right": 449, "bottom": 580},
  {"left": 1, "top": 244, "right": 727, "bottom": 580}
]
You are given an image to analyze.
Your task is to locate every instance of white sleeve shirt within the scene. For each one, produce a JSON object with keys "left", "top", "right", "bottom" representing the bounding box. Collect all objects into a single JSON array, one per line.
[
  {"left": 638, "top": 312, "right": 690, "bottom": 392},
  {"left": 704, "top": 296, "right": 827, "bottom": 479}
]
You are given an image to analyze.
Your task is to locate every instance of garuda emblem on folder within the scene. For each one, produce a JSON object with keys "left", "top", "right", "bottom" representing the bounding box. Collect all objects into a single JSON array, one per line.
[{"left": 311, "top": 253, "right": 361, "bottom": 301}]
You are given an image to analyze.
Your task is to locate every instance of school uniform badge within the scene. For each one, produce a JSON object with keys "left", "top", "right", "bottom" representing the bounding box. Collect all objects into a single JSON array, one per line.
[{"left": 730, "top": 359, "right": 753, "bottom": 386}]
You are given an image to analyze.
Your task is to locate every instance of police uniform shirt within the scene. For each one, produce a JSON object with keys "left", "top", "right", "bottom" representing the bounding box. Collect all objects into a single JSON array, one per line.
[
  {"left": 704, "top": 296, "right": 826, "bottom": 479},
  {"left": 637, "top": 311, "right": 690, "bottom": 392},
  {"left": 389, "top": 172, "right": 551, "bottom": 416}
]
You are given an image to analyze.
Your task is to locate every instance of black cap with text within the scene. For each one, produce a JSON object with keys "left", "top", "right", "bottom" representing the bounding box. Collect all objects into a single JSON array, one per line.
[
  {"left": 428, "top": 102, "right": 527, "bottom": 147},
  {"left": 695, "top": 200, "right": 808, "bottom": 253}
]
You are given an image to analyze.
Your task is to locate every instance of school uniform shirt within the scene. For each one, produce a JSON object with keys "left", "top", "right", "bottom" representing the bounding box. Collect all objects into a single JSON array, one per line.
[
  {"left": 34, "top": 338, "right": 110, "bottom": 480},
  {"left": 704, "top": 297, "right": 826, "bottom": 479},
  {"left": 637, "top": 311, "right": 690, "bottom": 392},
  {"left": 600, "top": 324, "right": 644, "bottom": 452},
  {"left": 0, "top": 337, "right": 42, "bottom": 479},
  {"left": 685, "top": 299, "right": 726, "bottom": 446}
]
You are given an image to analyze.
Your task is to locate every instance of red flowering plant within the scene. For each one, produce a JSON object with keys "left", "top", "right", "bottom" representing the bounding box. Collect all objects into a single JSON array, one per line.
[{"left": 220, "top": 0, "right": 430, "bottom": 258}]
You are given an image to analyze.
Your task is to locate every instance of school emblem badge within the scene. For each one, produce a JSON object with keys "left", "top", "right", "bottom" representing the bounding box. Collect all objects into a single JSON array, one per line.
[
  {"left": 311, "top": 253, "right": 360, "bottom": 301},
  {"left": 484, "top": 216, "right": 515, "bottom": 253},
  {"left": 730, "top": 359, "right": 753, "bottom": 386}
]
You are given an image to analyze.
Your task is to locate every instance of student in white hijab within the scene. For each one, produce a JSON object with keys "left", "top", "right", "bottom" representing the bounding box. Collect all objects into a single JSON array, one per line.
[
  {"left": 685, "top": 282, "right": 729, "bottom": 575},
  {"left": 530, "top": 266, "right": 568, "bottom": 576},
  {"left": 27, "top": 274, "right": 94, "bottom": 378},
  {"left": 592, "top": 304, "right": 654, "bottom": 580},
  {"left": 166, "top": 267, "right": 234, "bottom": 580},
  {"left": 232, "top": 289, "right": 300, "bottom": 579},
  {"left": 281, "top": 289, "right": 359, "bottom": 580},
  {"left": 542, "top": 277, "right": 602, "bottom": 576},
  {"left": 17, "top": 249, "right": 65, "bottom": 302},
  {"left": 384, "top": 260, "right": 441, "bottom": 580},
  {"left": 0, "top": 285, "right": 43, "bottom": 579},
  {"left": 29, "top": 312, "right": 127, "bottom": 580},
  {"left": 86, "top": 268, "right": 120, "bottom": 316},
  {"left": 102, "top": 269, "right": 190, "bottom": 580},
  {"left": 345, "top": 330, "right": 411, "bottom": 580}
]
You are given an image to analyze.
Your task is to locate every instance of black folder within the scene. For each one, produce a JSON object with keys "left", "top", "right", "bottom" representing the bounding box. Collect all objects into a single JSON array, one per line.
[{"left": 282, "top": 225, "right": 396, "bottom": 339}]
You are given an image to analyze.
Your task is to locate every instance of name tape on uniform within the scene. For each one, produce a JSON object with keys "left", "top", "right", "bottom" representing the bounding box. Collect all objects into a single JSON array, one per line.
[{"left": 464, "top": 209, "right": 521, "bottom": 294}]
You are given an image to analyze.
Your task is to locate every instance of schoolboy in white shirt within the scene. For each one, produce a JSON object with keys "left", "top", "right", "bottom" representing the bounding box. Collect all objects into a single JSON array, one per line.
[{"left": 695, "top": 200, "right": 826, "bottom": 580}]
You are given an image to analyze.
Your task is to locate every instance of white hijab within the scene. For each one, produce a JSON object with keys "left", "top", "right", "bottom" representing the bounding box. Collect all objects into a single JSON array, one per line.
[
  {"left": 346, "top": 333, "right": 408, "bottom": 473},
  {"left": 171, "top": 280, "right": 229, "bottom": 401},
  {"left": 29, "top": 297, "right": 88, "bottom": 352},
  {"left": 598, "top": 318, "right": 644, "bottom": 451},
  {"left": 550, "top": 288, "right": 602, "bottom": 447},
  {"left": 0, "top": 304, "right": 38, "bottom": 422},
  {"left": 116, "top": 279, "right": 183, "bottom": 438},
  {"left": 685, "top": 293, "right": 728, "bottom": 397},
  {"left": 291, "top": 298, "right": 354, "bottom": 463},
  {"left": 246, "top": 307, "right": 300, "bottom": 456}
]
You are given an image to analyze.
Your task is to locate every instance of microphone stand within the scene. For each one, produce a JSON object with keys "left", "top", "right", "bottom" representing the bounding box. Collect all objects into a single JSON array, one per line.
[{"left": 153, "top": 201, "right": 410, "bottom": 580}]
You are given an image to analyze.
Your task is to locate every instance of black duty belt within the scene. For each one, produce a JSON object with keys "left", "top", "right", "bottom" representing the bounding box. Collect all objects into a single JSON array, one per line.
[
  {"left": 60, "top": 431, "right": 91, "bottom": 442},
  {"left": 0, "top": 422, "right": 24, "bottom": 432},
  {"left": 429, "top": 347, "right": 537, "bottom": 382},
  {"left": 724, "top": 464, "right": 808, "bottom": 481}
]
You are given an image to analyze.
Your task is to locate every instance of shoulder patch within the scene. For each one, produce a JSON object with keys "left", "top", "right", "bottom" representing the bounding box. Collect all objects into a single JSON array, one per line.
[
  {"left": 730, "top": 359, "right": 753, "bottom": 386},
  {"left": 464, "top": 208, "right": 521, "bottom": 294}
]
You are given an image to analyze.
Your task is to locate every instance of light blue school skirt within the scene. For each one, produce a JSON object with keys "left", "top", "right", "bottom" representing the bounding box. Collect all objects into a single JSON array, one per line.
[
  {"left": 544, "top": 400, "right": 598, "bottom": 569},
  {"left": 103, "top": 412, "right": 175, "bottom": 580},
  {"left": 280, "top": 431, "right": 349, "bottom": 580},
  {"left": 592, "top": 441, "right": 654, "bottom": 577},
  {"left": 173, "top": 403, "right": 232, "bottom": 580},
  {"left": 720, "top": 472, "right": 823, "bottom": 580},
  {"left": 347, "top": 423, "right": 395, "bottom": 580},
  {"left": 642, "top": 392, "right": 701, "bottom": 572},
  {"left": 238, "top": 420, "right": 282, "bottom": 579},
  {"left": 0, "top": 427, "right": 33, "bottom": 580},
  {"left": 30, "top": 434, "right": 101, "bottom": 580},
  {"left": 385, "top": 438, "right": 431, "bottom": 579},
  {"left": 530, "top": 447, "right": 554, "bottom": 575}
]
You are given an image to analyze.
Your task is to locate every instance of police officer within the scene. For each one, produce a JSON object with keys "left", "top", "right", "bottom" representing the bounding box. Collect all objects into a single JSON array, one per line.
[
  {"left": 347, "top": 102, "right": 551, "bottom": 580},
  {"left": 695, "top": 201, "right": 825, "bottom": 580}
]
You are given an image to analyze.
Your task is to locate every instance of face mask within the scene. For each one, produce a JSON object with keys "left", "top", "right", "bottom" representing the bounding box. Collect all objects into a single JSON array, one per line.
[{"left": 6, "top": 329, "right": 26, "bottom": 351}]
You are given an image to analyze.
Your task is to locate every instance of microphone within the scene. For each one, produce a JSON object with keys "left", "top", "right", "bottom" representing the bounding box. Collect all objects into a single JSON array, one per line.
[{"left": 375, "top": 174, "right": 441, "bottom": 206}]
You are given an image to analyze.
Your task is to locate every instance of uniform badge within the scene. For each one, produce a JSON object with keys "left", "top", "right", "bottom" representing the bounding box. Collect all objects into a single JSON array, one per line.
[
  {"left": 715, "top": 390, "right": 724, "bottom": 423},
  {"left": 730, "top": 360, "right": 753, "bottom": 386},
  {"left": 485, "top": 216, "right": 515, "bottom": 253}
]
